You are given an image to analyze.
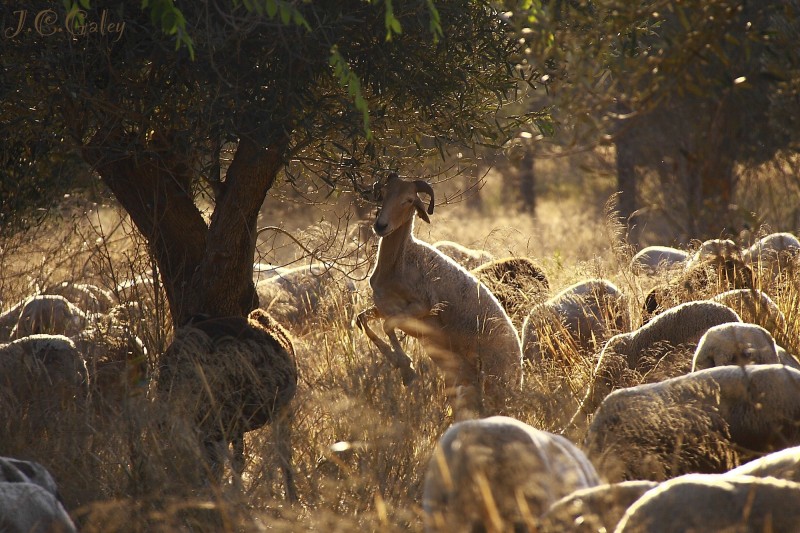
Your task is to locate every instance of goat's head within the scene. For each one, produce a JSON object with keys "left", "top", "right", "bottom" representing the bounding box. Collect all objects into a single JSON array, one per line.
[{"left": 373, "top": 173, "right": 435, "bottom": 237}]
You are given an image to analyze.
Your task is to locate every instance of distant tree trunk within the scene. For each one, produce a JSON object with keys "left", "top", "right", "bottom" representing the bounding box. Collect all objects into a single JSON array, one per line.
[
  {"left": 465, "top": 168, "right": 484, "bottom": 211},
  {"left": 615, "top": 103, "right": 638, "bottom": 243},
  {"left": 519, "top": 147, "right": 536, "bottom": 213},
  {"left": 698, "top": 97, "right": 738, "bottom": 238},
  {"left": 84, "top": 128, "right": 287, "bottom": 326}
]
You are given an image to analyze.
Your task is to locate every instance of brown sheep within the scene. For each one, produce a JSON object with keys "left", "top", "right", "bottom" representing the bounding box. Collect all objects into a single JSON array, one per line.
[
  {"left": 470, "top": 256, "right": 550, "bottom": 329},
  {"left": 156, "top": 308, "right": 298, "bottom": 500}
]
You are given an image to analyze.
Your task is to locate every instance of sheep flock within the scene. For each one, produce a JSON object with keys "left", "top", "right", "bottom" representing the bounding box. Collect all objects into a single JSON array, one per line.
[{"left": 2, "top": 176, "right": 800, "bottom": 532}]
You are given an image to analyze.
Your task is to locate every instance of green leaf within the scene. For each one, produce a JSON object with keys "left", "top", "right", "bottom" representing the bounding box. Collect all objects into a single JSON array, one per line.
[
  {"left": 425, "top": 0, "right": 442, "bottom": 41},
  {"left": 279, "top": 3, "right": 291, "bottom": 25},
  {"left": 266, "top": 0, "right": 278, "bottom": 18},
  {"left": 293, "top": 9, "right": 310, "bottom": 31},
  {"left": 79, "top": 0, "right": 91, "bottom": 9},
  {"left": 329, "top": 46, "right": 372, "bottom": 139},
  {"left": 384, "top": 0, "right": 402, "bottom": 41},
  {"left": 161, "top": 10, "right": 178, "bottom": 34}
]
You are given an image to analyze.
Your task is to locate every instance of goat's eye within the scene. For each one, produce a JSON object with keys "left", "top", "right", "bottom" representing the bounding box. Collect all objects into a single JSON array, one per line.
[{"left": 405, "top": 198, "right": 413, "bottom": 204}]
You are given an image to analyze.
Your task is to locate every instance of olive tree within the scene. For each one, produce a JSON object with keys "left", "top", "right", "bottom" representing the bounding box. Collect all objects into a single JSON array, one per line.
[
  {"left": 516, "top": 0, "right": 800, "bottom": 240},
  {"left": 1, "top": 1, "right": 538, "bottom": 324}
]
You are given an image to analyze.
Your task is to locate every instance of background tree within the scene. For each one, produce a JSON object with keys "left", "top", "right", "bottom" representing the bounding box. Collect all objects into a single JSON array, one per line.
[
  {"left": 515, "top": 0, "right": 800, "bottom": 242},
  {"left": 1, "top": 0, "right": 540, "bottom": 325}
]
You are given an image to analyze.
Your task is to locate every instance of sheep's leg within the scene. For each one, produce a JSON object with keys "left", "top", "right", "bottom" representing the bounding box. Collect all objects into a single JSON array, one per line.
[
  {"left": 203, "top": 437, "right": 226, "bottom": 483},
  {"left": 273, "top": 407, "right": 298, "bottom": 502},
  {"left": 356, "top": 307, "right": 417, "bottom": 384},
  {"left": 231, "top": 434, "right": 245, "bottom": 476}
]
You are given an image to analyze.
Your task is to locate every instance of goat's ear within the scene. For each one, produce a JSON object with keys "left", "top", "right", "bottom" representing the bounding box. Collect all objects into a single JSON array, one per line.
[
  {"left": 413, "top": 180, "right": 435, "bottom": 214},
  {"left": 414, "top": 199, "right": 431, "bottom": 223}
]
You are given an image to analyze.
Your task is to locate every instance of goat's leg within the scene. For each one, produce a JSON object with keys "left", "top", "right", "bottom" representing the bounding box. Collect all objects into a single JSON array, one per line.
[
  {"left": 383, "top": 325, "right": 418, "bottom": 385},
  {"left": 356, "top": 307, "right": 417, "bottom": 384}
]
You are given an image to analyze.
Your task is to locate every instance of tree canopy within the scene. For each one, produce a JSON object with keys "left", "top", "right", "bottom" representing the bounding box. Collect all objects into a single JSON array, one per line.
[
  {"left": 1, "top": 1, "right": 539, "bottom": 323},
  {"left": 519, "top": 0, "right": 800, "bottom": 239}
]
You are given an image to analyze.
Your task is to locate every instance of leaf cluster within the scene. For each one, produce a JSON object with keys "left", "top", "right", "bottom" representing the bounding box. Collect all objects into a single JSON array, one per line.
[
  {"left": 1, "top": 0, "right": 536, "bottom": 228},
  {"left": 517, "top": 0, "right": 800, "bottom": 160}
]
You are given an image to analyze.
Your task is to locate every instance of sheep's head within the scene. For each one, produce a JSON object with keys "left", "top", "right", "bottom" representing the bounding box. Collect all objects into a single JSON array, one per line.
[{"left": 373, "top": 173, "right": 435, "bottom": 237}]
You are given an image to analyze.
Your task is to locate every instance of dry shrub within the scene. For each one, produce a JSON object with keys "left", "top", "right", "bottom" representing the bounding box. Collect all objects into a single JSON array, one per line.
[{"left": 1, "top": 187, "right": 798, "bottom": 532}]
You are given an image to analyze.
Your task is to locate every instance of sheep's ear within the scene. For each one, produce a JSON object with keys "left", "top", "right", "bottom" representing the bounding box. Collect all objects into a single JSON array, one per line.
[{"left": 414, "top": 199, "right": 431, "bottom": 223}]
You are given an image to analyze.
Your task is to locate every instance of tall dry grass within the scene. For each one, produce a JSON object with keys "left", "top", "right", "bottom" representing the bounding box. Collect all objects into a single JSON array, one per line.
[{"left": 1, "top": 164, "right": 799, "bottom": 532}]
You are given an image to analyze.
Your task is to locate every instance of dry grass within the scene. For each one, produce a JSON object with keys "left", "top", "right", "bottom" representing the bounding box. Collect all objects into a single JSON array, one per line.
[{"left": 1, "top": 162, "right": 799, "bottom": 532}]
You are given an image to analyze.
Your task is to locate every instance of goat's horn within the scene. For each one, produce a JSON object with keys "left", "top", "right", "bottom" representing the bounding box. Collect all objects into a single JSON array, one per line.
[{"left": 414, "top": 180, "right": 435, "bottom": 214}]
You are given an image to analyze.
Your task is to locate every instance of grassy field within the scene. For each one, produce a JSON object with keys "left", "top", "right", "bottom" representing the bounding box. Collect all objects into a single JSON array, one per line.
[{"left": 1, "top": 159, "right": 799, "bottom": 532}]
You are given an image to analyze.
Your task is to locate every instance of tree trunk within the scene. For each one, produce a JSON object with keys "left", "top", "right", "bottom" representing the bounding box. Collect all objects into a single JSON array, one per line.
[
  {"left": 193, "top": 136, "right": 285, "bottom": 321},
  {"left": 519, "top": 147, "right": 536, "bottom": 213},
  {"left": 615, "top": 103, "right": 639, "bottom": 244},
  {"left": 84, "top": 129, "right": 286, "bottom": 325},
  {"left": 698, "top": 97, "right": 737, "bottom": 238}
]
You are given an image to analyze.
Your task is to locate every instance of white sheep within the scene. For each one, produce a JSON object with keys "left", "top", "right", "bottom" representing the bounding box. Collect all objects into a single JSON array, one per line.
[
  {"left": 743, "top": 231, "right": 800, "bottom": 282},
  {"left": 9, "top": 295, "right": 87, "bottom": 340},
  {"left": 615, "top": 474, "right": 800, "bottom": 532},
  {"left": 726, "top": 445, "right": 800, "bottom": 483},
  {"left": 0, "top": 482, "right": 77, "bottom": 533},
  {"left": 643, "top": 240, "right": 753, "bottom": 318},
  {"left": 691, "top": 322, "right": 780, "bottom": 371},
  {"left": 432, "top": 240, "right": 494, "bottom": 270},
  {"left": 776, "top": 345, "right": 800, "bottom": 371},
  {"left": 0, "top": 456, "right": 63, "bottom": 496},
  {"left": 356, "top": 174, "right": 523, "bottom": 419},
  {"left": 422, "top": 416, "right": 600, "bottom": 532},
  {"left": 584, "top": 364, "right": 800, "bottom": 482},
  {"left": 71, "top": 325, "right": 149, "bottom": 408},
  {"left": 583, "top": 300, "right": 742, "bottom": 416},
  {"left": 710, "top": 288, "right": 786, "bottom": 336},
  {"left": 115, "top": 275, "right": 158, "bottom": 308},
  {"left": 42, "top": 281, "right": 116, "bottom": 314},
  {"left": 521, "top": 278, "right": 630, "bottom": 363},
  {"left": 257, "top": 264, "right": 356, "bottom": 330},
  {"left": 630, "top": 245, "right": 689, "bottom": 276},
  {"left": 0, "top": 335, "right": 88, "bottom": 435},
  {"left": 606, "top": 301, "right": 743, "bottom": 368},
  {"left": 156, "top": 308, "right": 298, "bottom": 500},
  {"left": 0, "top": 299, "right": 25, "bottom": 341},
  {"left": 538, "top": 480, "right": 658, "bottom": 533},
  {"left": 0, "top": 334, "right": 87, "bottom": 396},
  {"left": 690, "top": 238, "right": 740, "bottom": 261},
  {"left": 0, "top": 456, "right": 77, "bottom": 532},
  {"left": 253, "top": 262, "right": 289, "bottom": 283}
]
